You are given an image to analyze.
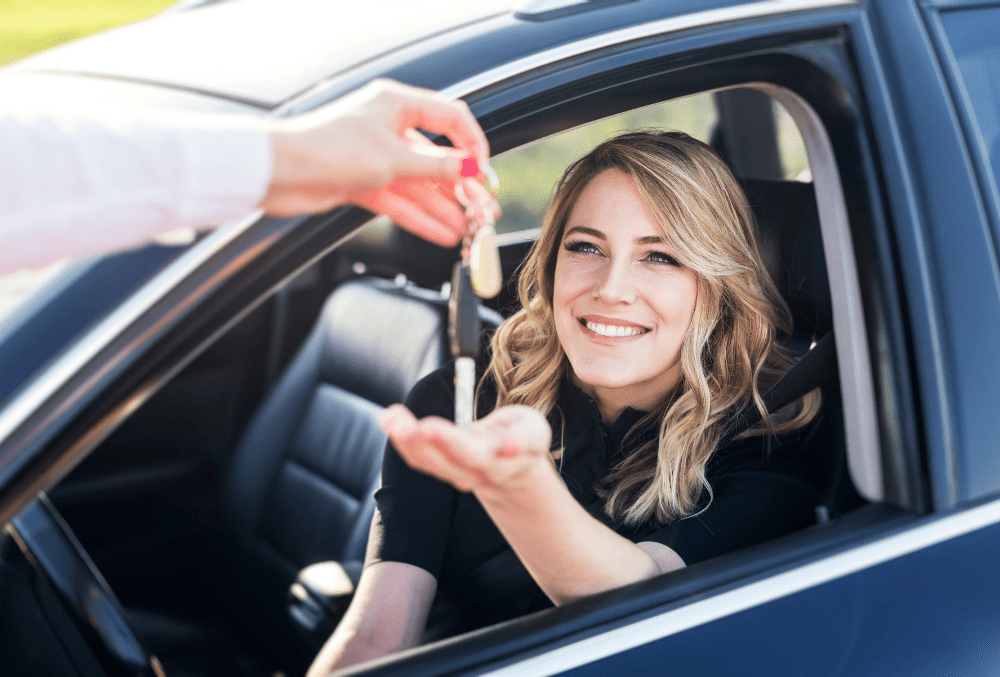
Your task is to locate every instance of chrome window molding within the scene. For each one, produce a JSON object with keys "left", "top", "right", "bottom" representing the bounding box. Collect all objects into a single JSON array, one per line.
[
  {"left": 495, "top": 227, "right": 540, "bottom": 247},
  {"left": 483, "top": 495, "right": 1000, "bottom": 676},
  {"left": 438, "top": 0, "right": 858, "bottom": 102}
]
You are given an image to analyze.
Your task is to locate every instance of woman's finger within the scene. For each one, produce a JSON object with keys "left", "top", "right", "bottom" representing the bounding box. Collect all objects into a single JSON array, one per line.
[
  {"left": 479, "top": 405, "right": 553, "bottom": 456},
  {"left": 395, "top": 425, "right": 487, "bottom": 491},
  {"left": 381, "top": 408, "right": 485, "bottom": 485}
]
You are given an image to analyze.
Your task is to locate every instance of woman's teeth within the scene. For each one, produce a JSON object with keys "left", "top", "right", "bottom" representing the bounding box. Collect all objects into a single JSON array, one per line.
[{"left": 584, "top": 321, "right": 648, "bottom": 337}]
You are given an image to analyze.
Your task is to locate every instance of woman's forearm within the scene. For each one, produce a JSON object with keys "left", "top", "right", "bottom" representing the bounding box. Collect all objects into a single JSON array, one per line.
[
  {"left": 378, "top": 403, "right": 685, "bottom": 607},
  {"left": 474, "top": 460, "right": 685, "bottom": 606},
  {"left": 307, "top": 561, "right": 436, "bottom": 676}
]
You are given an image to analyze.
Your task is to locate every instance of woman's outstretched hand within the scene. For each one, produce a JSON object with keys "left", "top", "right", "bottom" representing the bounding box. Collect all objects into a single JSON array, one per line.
[
  {"left": 380, "top": 400, "right": 685, "bottom": 606},
  {"left": 379, "top": 403, "right": 554, "bottom": 495}
]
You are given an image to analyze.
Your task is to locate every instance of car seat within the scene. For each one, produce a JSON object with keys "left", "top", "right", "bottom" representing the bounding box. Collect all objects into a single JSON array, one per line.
[{"left": 129, "top": 274, "right": 500, "bottom": 674}]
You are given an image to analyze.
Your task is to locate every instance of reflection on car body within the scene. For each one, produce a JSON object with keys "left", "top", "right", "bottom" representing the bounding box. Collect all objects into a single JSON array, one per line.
[{"left": 1, "top": 0, "right": 1000, "bottom": 675}]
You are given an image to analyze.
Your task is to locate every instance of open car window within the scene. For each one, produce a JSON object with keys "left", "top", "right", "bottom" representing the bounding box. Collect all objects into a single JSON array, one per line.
[
  {"left": 338, "top": 18, "right": 913, "bottom": 676},
  {"left": 486, "top": 83, "right": 881, "bottom": 510}
]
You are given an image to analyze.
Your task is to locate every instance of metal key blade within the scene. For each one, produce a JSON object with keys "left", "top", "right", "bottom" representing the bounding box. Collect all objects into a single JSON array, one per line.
[
  {"left": 450, "top": 162, "right": 499, "bottom": 424},
  {"left": 449, "top": 262, "right": 480, "bottom": 425},
  {"left": 454, "top": 356, "right": 475, "bottom": 426}
]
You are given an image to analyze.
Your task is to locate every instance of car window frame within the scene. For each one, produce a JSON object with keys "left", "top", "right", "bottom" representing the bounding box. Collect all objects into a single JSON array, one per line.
[
  {"left": 920, "top": 2, "right": 1000, "bottom": 502},
  {"left": 0, "top": 2, "right": 927, "bottom": 674}
]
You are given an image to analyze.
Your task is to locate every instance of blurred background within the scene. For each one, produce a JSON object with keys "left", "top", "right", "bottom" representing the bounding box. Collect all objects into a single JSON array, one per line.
[
  {"left": 492, "top": 93, "right": 809, "bottom": 234},
  {"left": 0, "top": 0, "right": 174, "bottom": 68}
]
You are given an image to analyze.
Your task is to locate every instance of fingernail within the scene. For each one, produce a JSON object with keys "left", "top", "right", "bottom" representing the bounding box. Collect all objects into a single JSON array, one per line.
[{"left": 460, "top": 156, "right": 479, "bottom": 178}]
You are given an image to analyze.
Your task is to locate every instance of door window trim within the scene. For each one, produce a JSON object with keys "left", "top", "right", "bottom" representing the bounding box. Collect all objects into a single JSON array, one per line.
[{"left": 755, "top": 82, "right": 882, "bottom": 502}]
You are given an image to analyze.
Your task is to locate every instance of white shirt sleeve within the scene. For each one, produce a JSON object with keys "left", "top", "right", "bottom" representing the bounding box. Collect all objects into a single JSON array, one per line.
[{"left": 0, "top": 109, "right": 273, "bottom": 274}]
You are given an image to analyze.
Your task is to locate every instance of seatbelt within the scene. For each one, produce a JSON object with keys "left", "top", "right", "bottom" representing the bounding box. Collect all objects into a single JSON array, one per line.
[{"left": 725, "top": 331, "right": 837, "bottom": 438}]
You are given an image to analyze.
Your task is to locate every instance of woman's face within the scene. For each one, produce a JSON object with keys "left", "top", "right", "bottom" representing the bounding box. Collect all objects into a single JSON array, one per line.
[{"left": 552, "top": 169, "right": 699, "bottom": 416}]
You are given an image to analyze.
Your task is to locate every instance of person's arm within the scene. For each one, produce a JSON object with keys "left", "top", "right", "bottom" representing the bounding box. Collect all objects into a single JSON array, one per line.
[
  {"left": 0, "top": 108, "right": 272, "bottom": 275},
  {"left": 306, "top": 368, "right": 459, "bottom": 675},
  {"left": 306, "top": 559, "right": 436, "bottom": 676},
  {"left": 1, "top": 79, "right": 496, "bottom": 274},
  {"left": 378, "top": 404, "right": 686, "bottom": 607},
  {"left": 476, "top": 459, "right": 685, "bottom": 606}
]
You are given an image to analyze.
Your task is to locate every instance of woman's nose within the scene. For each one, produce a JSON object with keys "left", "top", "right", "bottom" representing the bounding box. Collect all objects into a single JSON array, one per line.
[{"left": 594, "top": 258, "right": 637, "bottom": 304}]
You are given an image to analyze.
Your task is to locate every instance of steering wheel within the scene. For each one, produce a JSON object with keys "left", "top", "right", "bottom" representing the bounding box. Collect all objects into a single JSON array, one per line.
[{"left": 8, "top": 493, "right": 164, "bottom": 677}]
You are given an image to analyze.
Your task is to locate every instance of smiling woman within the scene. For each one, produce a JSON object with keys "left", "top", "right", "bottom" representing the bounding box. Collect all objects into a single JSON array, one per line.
[{"left": 309, "top": 131, "right": 825, "bottom": 674}]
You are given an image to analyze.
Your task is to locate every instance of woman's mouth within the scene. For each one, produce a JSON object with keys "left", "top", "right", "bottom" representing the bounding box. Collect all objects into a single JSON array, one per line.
[{"left": 578, "top": 318, "right": 650, "bottom": 338}]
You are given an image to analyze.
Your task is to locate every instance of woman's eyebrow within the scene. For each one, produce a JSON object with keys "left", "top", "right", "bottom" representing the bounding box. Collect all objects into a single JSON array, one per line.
[
  {"left": 564, "top": 226, "right": 665, "bottom": 246},
  {"left": 564, "top": 225, "right": 604, "bottom": 239}
]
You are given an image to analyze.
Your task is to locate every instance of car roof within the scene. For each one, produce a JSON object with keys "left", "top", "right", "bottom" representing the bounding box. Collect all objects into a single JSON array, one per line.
[
  {"left": 4, "top": 0, "right": 846, "bottom": 111},
  {"left": 6, "top": 0, "right": 516, "bottom": 109}
]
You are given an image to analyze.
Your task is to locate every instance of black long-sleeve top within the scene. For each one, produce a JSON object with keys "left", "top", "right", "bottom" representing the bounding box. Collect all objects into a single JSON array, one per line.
[{"left": 370, "top": 364, "right": 818, "bottom": 635}]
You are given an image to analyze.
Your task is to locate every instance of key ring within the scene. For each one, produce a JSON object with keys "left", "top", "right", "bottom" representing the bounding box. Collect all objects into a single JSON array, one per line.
[
  {"left": 455, "top": 161, "right": 500, "bottom": 246},
  {"left": 454, "top": 158, "right": 502, "bottom": 299},
  {"left": 458, "top": 157, "right": 500, "bottom": 197}
]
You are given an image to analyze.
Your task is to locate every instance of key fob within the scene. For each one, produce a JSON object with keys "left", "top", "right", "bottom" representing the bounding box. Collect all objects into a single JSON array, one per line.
[
  {"left": 449, "top": 262, "right": 481, "bottom": 359},
  {"left": 469, "top": 224, "right": 502, "bottom": 299}
]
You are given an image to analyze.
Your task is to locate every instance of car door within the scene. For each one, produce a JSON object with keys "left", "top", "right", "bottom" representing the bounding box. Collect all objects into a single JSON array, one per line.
[{"left": 329, "top": 2, "right": 998, "bottom": 674}]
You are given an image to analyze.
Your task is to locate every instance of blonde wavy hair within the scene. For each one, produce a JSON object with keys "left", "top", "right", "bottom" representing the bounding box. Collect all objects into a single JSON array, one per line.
[{"left": 483, "top": 130, "right": 821, "bottom": 527}]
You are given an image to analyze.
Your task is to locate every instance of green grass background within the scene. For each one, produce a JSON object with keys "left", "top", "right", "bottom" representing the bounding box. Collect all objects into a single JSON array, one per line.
[
  {"left": 0, "top": 0, "right": 174, "bottom": 68},
  {"left": 493, "top": 94, "right": 809, "bottom": 233}
]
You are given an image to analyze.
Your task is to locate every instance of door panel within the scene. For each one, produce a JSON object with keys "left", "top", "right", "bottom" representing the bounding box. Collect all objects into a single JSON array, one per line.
[{"left": 563, "top": 517, "right": 1000, "bottom": 676}]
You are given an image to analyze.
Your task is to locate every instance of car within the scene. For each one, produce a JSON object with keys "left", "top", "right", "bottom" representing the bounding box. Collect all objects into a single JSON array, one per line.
[{"left": 2, "top": 0, "right": 1000, "bottom": 674}]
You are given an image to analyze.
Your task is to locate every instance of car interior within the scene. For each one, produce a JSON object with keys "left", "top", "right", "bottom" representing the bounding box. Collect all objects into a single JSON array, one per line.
[{"left": 0, "top": 81, "right": 897, "bottom": 677}]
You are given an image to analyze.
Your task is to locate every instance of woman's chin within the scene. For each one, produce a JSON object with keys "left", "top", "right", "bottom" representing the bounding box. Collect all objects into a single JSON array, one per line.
[{"left": 573, "top": 370, "right": 644, "bottom": 394}]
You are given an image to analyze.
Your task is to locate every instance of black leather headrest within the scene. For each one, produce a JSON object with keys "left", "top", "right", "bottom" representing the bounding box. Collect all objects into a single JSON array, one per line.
[
  {"left": 316, "top": 277, "right": 502, "bottom": 407},
  {"left": 334, "top": 219, "right": 460, "bottom": 291},
  {"left": 316, "top": 278, "right": 450, "bottom": 407},
  {"left": 741, "top": 179, "right": 832, "bottom": 340}
]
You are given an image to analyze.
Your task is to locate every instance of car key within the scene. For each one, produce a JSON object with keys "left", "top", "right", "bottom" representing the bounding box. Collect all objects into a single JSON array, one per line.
[{"left": 450, "top": 161, "right": 500, "bottom": 425}]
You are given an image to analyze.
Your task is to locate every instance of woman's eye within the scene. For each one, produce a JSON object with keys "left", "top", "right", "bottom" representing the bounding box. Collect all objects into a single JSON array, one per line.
[
  {"left": 563, "top": 240, "right": 602, "bottom": 256},
  {"left": 645, "top": 251, "right": 682, "bottom": 267}
]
